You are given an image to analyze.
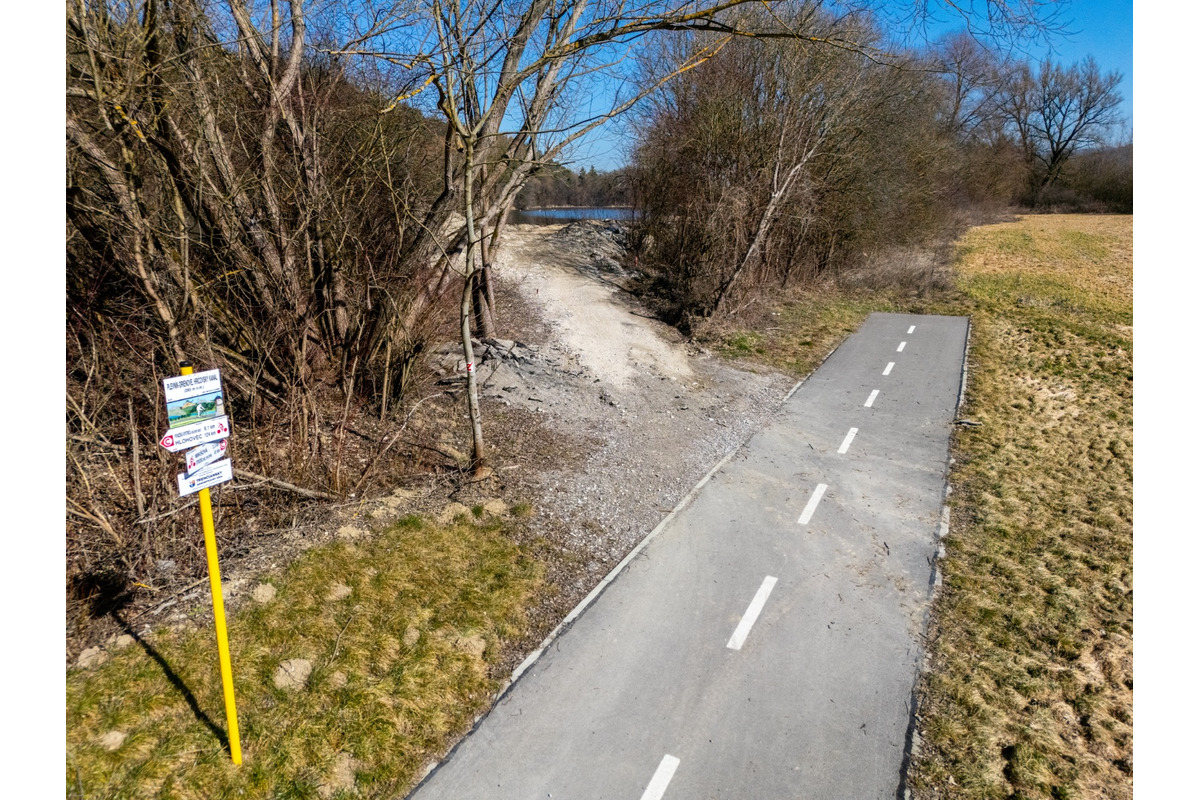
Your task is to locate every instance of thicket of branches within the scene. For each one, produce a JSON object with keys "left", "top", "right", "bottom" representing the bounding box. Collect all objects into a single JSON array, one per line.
[
  {"left": 627, "top": 13, "right": 1129, "bottom": 322},
  {"left": 66, "top": 0, "right": 461, "bottom": 619},
  {"left": 64, "top": 0, "right": 811, "bottom": 626}
]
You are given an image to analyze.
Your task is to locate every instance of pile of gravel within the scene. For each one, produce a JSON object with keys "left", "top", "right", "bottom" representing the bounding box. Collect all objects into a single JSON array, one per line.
[{"left": 550, "top": 220, "right": 631, "bottom": 278}]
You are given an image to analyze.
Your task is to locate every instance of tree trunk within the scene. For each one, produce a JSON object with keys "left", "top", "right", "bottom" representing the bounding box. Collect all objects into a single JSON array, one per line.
[
  {"left": 473, "top": 234, "right": 497, "bottom": 339},
  {"left": 713, "top": 153, "right": 811, "bottom": 315},
  {"left": 459, "top": 144, "right": 488, "bottom": 476}
]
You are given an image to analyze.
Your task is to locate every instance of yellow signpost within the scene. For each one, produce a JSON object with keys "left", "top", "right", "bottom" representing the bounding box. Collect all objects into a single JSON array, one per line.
[{"left": 178, "top": 363, "right": 242, "bottom": 764}]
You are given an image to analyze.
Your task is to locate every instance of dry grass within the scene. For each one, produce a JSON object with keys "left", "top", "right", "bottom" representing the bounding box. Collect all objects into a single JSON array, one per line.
[
  {"left": 702, "top": 215, "right": 1133, "bottom": 799},
  {"left": 695, "top": 276, "right": 962, "bottom": 378},
  {"left": 909, "top": 215, "right": 1133, "bottom": 800},
  {"left": 66, "top": 513, "right": 544, "bottom": 799}
]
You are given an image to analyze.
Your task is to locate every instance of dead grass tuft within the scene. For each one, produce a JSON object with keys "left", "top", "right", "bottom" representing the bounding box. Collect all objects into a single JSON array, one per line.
[{"left": 837, "top": 244, "right": 956, "bottom": 296}]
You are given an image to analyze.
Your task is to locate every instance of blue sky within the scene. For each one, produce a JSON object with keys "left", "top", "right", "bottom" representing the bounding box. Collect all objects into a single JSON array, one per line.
[
  {"left": 1032, "top": 0, "right": 1133, "bottom": 132},
  {"left": 568, "top": 0, "right": 1134, "bottom": 171}
]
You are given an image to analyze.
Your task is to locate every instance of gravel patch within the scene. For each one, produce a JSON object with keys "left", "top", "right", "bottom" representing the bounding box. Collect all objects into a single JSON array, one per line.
[{"left": 478, "top": 221, "right": 794, "bottom": 629}]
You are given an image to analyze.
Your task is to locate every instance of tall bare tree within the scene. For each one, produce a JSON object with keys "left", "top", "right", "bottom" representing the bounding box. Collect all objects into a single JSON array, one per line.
[{"left": 998, "top": 56, "right": 1123, "bottom": 201}]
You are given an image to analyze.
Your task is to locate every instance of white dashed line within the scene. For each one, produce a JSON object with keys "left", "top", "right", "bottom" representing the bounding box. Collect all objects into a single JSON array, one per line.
[
  {"left": 837, "top": 427, "right": 859, "bottom": 454},
  {"left": 908, "top": 325, "right": 916, "bottom": 334},
  {"left": 798, "top": 483, "right": 828, "bottom": 524},
  {"left": 640, "top": 754, "right": 681, "bottom": 800},
  {"left": 897, "top": 341, "right": 906, "bottom": 352},
  {"left": 865, "top": 389, "right": 879, "bottom": 407},
  {"left": 726, "top": 576, "right": 778, "bottom": 650},
  {"left": 883, "top": 362, "right": 894, "bottom": 376}
]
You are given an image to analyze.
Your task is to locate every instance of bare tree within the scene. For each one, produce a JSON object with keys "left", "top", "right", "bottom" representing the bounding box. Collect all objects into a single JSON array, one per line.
[
  {"left": 631, "top": 4, "right": 962, "bottom": 318},
  {"left": 358, "top": 0, "right": 817, "bottom": 475},
  {"left": 66, "top": 0, "right": 450, "bottom": 586},
  {"left": 934, "top": 31, "right": 1006, "bottom": 141},
  {"left": 998, "top": 56, "right": 1123, "bottom": 201}
]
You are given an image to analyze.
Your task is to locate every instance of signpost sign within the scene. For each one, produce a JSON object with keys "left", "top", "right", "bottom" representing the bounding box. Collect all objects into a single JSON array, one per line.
[
  {"left": 186, "top": 439, "right": 228, "bottom": 475},
  {"left": 164, "top": 369, "right": 225, "bottom": 428},
  {"left": 162, "top": 363, "right": 242, "bottom": 765},
  {"left": 177, "top": 458, "right": 233, "bottom": 496},
  {"left": 160, "top": 416, "right": 230, "bottom": 453}
]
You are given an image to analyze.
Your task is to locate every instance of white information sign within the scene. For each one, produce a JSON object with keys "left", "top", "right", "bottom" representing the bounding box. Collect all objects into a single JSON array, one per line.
[
  {"left": 164, "top": 368, "right": 222, "bottom": 402},
  {"left": 160, "top": 416, "right": 231, "bottom": 452},
  {"left": 186, "top": 439, "right": 228, "bottom": 476},
  {"left": 163, "top": 369, "right": 226, "bottom": 430},
  {"left": 177, "top": 458, "right": 233, "bottom": 496}
]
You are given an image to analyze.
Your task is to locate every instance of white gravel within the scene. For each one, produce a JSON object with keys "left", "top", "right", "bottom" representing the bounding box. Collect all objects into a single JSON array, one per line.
[{"left": 486, "top": 222, "right": 795, "bottom": 589}]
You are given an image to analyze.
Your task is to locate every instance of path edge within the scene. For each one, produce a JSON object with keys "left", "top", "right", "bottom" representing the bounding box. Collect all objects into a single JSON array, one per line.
[{"left": 404, "top": 335, "right": 851, "bottom": 796}]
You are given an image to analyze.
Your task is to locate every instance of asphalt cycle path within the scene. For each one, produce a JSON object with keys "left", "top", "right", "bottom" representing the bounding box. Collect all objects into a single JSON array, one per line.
[{"left": 407, "top": 312, "right": 970, "bottom": 800}]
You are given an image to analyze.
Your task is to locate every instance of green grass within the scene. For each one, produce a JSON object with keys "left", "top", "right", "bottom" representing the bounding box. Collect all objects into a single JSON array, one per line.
[
  {"left": 66, "top": 514, "right": 543, "bottom": 799},
  {"left": 703, "top": 215, "right": 1133, "bottom": 799}
]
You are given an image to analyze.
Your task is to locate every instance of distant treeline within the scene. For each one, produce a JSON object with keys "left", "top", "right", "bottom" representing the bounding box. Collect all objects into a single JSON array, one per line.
[
  {"left": 515, "top": 164, "right": 632, "bottom": 209},
  {"left": 624, "top": 9, "right": 1132, "bottom": 323}
]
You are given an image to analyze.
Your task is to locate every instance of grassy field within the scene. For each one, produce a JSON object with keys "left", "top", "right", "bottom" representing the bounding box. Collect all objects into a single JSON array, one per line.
[
  {"left": 66, "top": 513, "right": 544, "bottom": 799},
  {"left": 910, "top": 216, "right": 1132, "bottom": 800},
  {"left": 708, "top": 214, "right": 1133, "bottom": 799}
]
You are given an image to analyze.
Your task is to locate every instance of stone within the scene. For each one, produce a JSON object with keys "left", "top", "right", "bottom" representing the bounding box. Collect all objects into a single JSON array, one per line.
[
  {"left": 76, "top": 647, "right": 107, "bottom": 669},
  {"left": 113, "top": 634, "right": 135, "bottom": 650},
  {"left": 327, "top": 583, "right": 352, "bottom": 601},
  {"left": 251, "top": 583, "right": 277, "bottom": 604},
  {"left": 485, "top": 337, "right": 516, "bottom": 352},
  {"left": 221, "top": 579, "right": 247, "bottom": 603},
  {"left": 374, "top": 487, "right": 417, "bottom": 516},
  {"left": 402, "top": 625, "right": 421, "bottom": 648},
  {"left": 273, "top": 659, "right": 313, "bottom": 691},
  {"left": 97, "top": 730, "right": 127, "bottom": 751},
  {"left": 439, "top": 444, "right": 470, "bottom": 466},
  {"left": 454, "top": 633, "right": 488, "bottom": 659},
  {"left": 328, "top": 671, "right": 348, "bottom": 689},
  {"left": 481, "top": 499, "right": 508, "bottom": 517}
]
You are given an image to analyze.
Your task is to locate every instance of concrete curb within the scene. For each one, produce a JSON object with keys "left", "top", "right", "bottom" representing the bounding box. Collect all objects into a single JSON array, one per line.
[{"left": 901, "top": 314, "right": 973, "bottom": 800}]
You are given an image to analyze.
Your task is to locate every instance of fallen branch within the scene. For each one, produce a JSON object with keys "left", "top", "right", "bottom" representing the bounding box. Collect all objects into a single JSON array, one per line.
[
  {"left": 136, "top": 499, "right": 199, "bottom": 525},
  {"left": 232, "top": 468, "right": 335, "bottom": 500},
  {"left": 352, "top": 393, "right": 444, "bottom": 494},
  {"left": 69, "top": 434, "right": 126, "bottom": 452},
  {"left": 124, "top": 578, "right": 207, "bottom": 623},
  {"left": 67, "top": 497, "right": 124, "bottom": 548}
]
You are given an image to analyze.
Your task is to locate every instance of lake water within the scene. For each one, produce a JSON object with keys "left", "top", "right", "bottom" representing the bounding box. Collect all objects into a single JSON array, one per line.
[{"left": 508, "top": 206, "right": 638, "bottom": 225}]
